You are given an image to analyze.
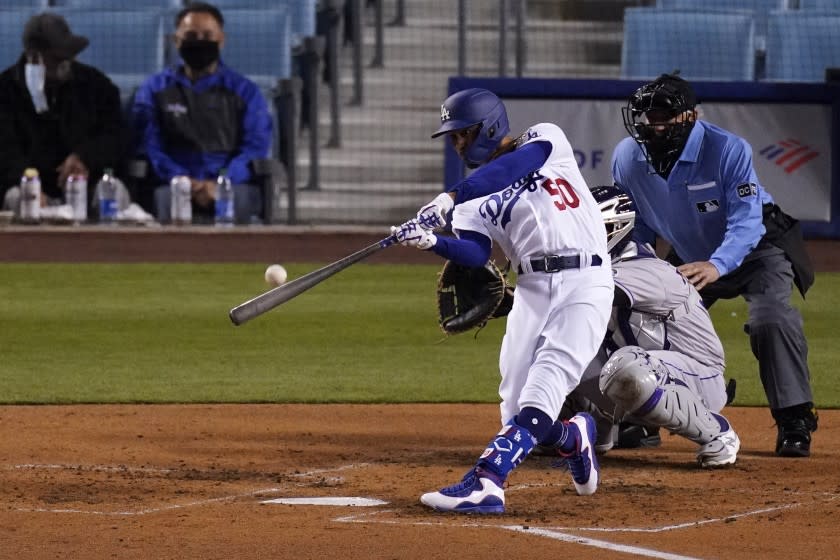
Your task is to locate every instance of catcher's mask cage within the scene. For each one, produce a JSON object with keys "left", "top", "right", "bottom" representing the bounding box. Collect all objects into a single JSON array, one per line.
[
  {"left": 432, "top": 87, "right": 510, "bottom": 168},
  {"left": 591, "top": 185, "right": 635, "bottom": 259},
  {"left": 622, "top": 73, "right": 697, "bottom": 175}
]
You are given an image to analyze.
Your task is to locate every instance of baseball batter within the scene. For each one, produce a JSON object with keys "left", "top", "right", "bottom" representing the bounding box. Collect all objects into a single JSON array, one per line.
[
  {"left": 392, "top": 88, "right": 613, "bottom": 514},
  {"left": 566, "top": 186, "right": 740, "bottom": 468}
]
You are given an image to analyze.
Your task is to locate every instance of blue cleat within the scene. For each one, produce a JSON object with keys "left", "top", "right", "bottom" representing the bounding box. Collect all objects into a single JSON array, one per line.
[{"left": 420, "top": 467, "right": 505, "bottom": 514}]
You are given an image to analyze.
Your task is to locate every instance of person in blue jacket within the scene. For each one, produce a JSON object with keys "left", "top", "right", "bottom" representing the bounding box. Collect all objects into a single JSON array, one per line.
[
  {"left": 133, "top": 2, "right": 271, "bottom": 224},
  {"left": 611, "top": 73, "right": 817, "bottom": 457}
]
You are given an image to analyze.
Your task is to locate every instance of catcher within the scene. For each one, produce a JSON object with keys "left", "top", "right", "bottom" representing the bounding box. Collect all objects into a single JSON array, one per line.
[{"left": 391, "top": 88, "right": 613, "bottom": 514}]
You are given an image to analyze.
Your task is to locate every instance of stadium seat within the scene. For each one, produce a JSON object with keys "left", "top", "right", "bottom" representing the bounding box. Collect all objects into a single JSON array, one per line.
[
  {"left": 51, "top": 0, "right": 182, "bottom": 8},
  {"left": 799, "top": 0, "right": 840, "bottom": 9},
  {"left": 208, "top": 0, "right": 317, "bottom": 49},
  {"left": 0, "top": 0, "right": 48, "bottom": 8},
  {"left": 220, "top": 8, "right": 292, "bottom": 89},
  {"left": 765, "top": 10, "right": 840, "bottom": 81},
  {"left": 51, "top": 9, "right": 165, "bottom": 98},
  {"left": 621, "top": 8, "right": 756, "bottom": 80},
  {"left": 656, "top": 0, "right": 785, "bottom": 50},
  {"left": 0, "top": 9, "right": 39, "bottom": 71}
]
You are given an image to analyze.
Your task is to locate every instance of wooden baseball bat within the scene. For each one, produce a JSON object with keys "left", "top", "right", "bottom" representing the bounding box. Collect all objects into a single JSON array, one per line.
[{"left": 229, "top": 235, "right": 397, "bottom": 326}]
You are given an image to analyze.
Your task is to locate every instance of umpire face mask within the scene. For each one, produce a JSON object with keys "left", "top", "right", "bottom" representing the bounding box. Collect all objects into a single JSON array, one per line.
[
  {"left": 623, "top": 75, "right": 698, "bottom": 176},
  {"left": 179, "top": 38, "right": 220, "bottom": 72}
]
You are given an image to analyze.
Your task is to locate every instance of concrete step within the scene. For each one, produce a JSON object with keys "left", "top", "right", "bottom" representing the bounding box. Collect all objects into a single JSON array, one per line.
[
  {"left": 359, "top": 21, "right": 623, "bottom": 66},
  {"left": 274, "top": 183, "right": 442, "bottom": 225},
  {"left": 299, "top": 149, "right": 443, "bottom": 183},
  {"left": 314, "top": 105, "right": 441, "bottom": 141}
]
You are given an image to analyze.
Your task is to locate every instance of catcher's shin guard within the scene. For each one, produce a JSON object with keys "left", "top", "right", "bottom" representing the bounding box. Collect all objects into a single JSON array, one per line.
[{"left": 600, "top": 346, "right": 728, "bottom": 445}]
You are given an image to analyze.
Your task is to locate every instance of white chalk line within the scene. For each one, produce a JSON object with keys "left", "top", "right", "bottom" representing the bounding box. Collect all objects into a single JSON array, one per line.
[
  {"left": 334, "top": 511, "right": 704, "bottom": 560},
  {"left": 334, "top": 492, "right": 840, "bottom": 560},
  {"left": 11, "top": 463, "right": 175, "bottom": 474},
  {"left": 13, "top": 487, "right": 282, "bottom": 516},
  {"left": 538, "top": 493, "right": 840, "bottom": 533},
  {"left": 504, "top": 526, "right": 704, "bottom": 560},
  {"left": 5, "top": 462, "right": 372, "bottom": 516},
  {"left": 9, "top": 459, "right": 839, "bottom": 559}
]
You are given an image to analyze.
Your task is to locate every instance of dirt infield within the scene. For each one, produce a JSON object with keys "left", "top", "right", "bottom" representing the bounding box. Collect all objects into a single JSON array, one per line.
[{"left": 1, "top": 404, "right": 838, "bottom": 559}]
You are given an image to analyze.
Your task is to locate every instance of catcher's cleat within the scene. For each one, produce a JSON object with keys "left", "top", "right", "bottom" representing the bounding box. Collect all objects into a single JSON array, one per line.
[
  {"left": 420, "top": 467, "right": 505, "bottom": 514},
  {"left": 615, "top": 422, "right": 662, "bottom": 449},
  {"left": 697, "top": 427, "right": 740, "bottom": 467},
  {"left": 562, "top": 413, "right": 600, "bottom": 496}
]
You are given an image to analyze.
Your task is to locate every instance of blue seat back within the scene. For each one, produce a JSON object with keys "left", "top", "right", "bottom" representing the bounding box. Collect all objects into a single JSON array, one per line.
[
  {"left": 52, "top": 9, "right": 165, "bottom": 76},
  {"left": 765, "top": 11, "right": 840, "bottom": 81},
  {"left": 220, "top": 8, "right": 291, "bottom": 88},
  {"left": 621, "top": 8, "right": 756, "bottom": 80},
  {"left": 0, "top": 9, "right": 38, "bottom": 70},
  {"left": 51, "top": 0, "right": 181, "bottom": 7},
  {"left": 208, "top": 0, "right": 316, "bottom": 48},
  {"left": 0, "top": 0, "right": 48, "bottom": 8},
  {"left": 799, "top": 0, "right": 840, "bottom": 9},
  {"left": 656, "top": 0, "right": 785, "bottom": 46}
]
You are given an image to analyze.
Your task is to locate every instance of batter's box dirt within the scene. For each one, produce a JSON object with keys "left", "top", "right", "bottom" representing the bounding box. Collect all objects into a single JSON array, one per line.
[
  {"left": 4, "top": 464, "right": 283, "bottom": 515},
  {"left": 1, "top": 404, "right": 839, "bottom": 559}
]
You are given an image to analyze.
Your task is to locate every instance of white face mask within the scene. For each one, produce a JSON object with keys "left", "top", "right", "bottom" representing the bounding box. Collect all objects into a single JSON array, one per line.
[{"left": 24, "top": 62, "right": 48, "bottom": 114}]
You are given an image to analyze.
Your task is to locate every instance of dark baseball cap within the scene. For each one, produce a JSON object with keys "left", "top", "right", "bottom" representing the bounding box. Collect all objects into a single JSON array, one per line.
[
  {"left": 22, "top": 13, "right": 89, "bottom": 60},
  {"left": 646, "top": 73, "right": 697, "bottom": 111}
]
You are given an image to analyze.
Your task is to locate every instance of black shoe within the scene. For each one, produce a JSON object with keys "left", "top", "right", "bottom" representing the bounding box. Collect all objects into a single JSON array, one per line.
[
  {"left": 615, "top": 423, "right": 661, "bottom": 449},
  {"left": 773, "top": 404, "right": 818, "bottom": 457}
]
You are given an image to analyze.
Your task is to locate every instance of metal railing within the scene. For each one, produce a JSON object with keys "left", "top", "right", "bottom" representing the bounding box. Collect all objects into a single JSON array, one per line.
[{"left": 457, "top": 0, "right": 529, "bottom": 77}]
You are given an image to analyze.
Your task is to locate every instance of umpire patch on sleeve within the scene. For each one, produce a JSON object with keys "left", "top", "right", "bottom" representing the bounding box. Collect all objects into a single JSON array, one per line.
[
  {"left": 737, "top": 182, "right": 757, "bottom": 198},
  {"left": 696, "top": 199, "right": 720, "bottom": 213}
]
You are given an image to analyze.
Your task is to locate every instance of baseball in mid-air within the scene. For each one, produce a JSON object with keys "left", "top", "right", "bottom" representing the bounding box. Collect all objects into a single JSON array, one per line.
[{"left": 264, "top": 264, "right": 287, "bottom": 287}]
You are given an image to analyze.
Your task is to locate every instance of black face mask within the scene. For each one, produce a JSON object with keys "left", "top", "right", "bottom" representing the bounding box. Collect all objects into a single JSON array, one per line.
[{"left": 179, "top": 39, "right": 220, "bottom": 72}]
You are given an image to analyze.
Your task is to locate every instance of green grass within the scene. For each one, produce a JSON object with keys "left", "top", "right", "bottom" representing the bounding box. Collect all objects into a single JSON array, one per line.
[{"left": 0, "top": 264, "right": 837, "bottom": 407}]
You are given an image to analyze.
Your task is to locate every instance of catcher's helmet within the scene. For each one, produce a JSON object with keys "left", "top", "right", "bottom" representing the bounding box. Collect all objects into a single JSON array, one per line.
[
  {"left": 432, "top": 88, "right": 510, "bottom": 168},
  {"left": 591, "top": 185, "right": 635, "bottom": 259},
  {"left": 621, "top": 73, "right": 697, "bottom": 174}
]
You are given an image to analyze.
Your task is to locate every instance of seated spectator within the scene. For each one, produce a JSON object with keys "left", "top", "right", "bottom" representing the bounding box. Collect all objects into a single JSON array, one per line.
[
  {"left": 132, "top": 1, "right": 272, "bottom": 225},
  {"left": 0, "top": 13, "right": 126, "bottom": 218}
]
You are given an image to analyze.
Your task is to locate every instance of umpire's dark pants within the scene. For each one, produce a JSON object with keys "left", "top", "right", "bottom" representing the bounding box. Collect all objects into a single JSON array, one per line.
[{"left": 699, "top": 240, "right": 813, "bottom": 411}]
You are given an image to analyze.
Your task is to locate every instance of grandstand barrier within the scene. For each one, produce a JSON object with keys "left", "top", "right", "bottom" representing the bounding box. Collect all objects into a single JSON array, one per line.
[{"left": 444, "top": 77, "right": 840, "bottom": 239}]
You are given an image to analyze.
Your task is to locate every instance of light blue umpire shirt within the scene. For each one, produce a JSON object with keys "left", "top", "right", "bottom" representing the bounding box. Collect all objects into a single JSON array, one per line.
[{"left": 612, "top": 119, "right": 775, "bottom": 277}]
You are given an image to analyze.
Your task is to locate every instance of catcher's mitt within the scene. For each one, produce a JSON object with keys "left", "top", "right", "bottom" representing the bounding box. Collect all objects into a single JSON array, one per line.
[{"left": 437, "top": 260, "right": 514, "bottom": 335}]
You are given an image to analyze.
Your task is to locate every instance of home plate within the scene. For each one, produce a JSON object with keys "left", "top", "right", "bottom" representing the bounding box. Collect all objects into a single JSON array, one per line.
[{"left": 262, "top": 497, "right": 388, "bottom": 507}]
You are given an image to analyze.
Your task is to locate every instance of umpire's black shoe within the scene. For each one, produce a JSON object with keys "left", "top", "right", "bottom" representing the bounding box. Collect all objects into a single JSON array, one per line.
[
  {"left": 773, "top": 404, "right": 819, "bottom": 457},
  {"left": 615, "top": 423, "right": 661, "bottom": 449}
]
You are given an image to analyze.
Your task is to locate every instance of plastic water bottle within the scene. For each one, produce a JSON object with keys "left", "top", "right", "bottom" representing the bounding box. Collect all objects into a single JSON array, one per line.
[
  {"left": 65, "top": 174, "right": 88, "bottom": 224},
  {"left": 97, "top": 168, "right": 118, "bottom": 225},
  {"left": 170, "top": 175, "right": 192, "bottom": 225},
  {"left": 19, "top": 167, "right": 41, "bottom": 224},
  {"left": 214, "top": 168, "right": 234, "bottom": 227}
]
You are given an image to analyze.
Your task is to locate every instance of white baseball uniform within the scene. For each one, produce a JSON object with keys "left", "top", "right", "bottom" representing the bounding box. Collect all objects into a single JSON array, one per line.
[{"left": 451, "top": 123, "right": 614, "bottom": 425}]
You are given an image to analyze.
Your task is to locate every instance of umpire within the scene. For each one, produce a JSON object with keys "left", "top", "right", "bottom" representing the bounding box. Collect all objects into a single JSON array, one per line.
[{"left": 612, "top": 73, "right": 818, "bottom": 457}]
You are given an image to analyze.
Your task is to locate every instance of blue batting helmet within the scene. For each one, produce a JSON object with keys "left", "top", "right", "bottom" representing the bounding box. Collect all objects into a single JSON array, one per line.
[{"left": 432, "top": 88, "right": 510, "bottom": 167}]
